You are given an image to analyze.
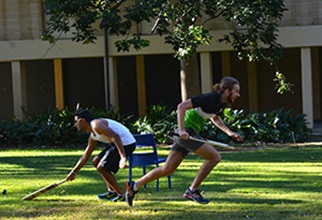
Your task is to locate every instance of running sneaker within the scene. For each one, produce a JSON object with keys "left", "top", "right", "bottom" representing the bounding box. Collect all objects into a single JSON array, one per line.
[
  {"left": 109, "top": 195, "right": 126, "bottom": 202},
  {"left": 97, "top": 191, "right": 117, "bottom": 200},
  {"left": 183, "top": 188, "right": 209, "bottom": 204},
  {"left": 124, "top": 180, "right": 138, "bottom": 206}
]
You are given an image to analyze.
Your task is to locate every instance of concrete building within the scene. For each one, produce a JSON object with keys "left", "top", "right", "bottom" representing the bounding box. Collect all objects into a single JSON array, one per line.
[{"left": 0, "top": 0, "right": 322, "bottom": 129}]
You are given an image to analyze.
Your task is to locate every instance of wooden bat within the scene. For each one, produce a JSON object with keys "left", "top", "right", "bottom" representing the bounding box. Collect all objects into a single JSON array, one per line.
[
  {"left": 188, "top": 136, "right": 236, "bottom": 150},
  {"left": 170, "top": 133, "right": 236, "bottom": 150},
  {"left": 22, "top": 179, "right": 67, "bottom": 201}
]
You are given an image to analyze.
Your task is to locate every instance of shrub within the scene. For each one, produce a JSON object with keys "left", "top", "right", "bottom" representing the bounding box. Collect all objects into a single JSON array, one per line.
[
  {"left": 133, "top": 105, "right": 177, "bottom": 144},
  {"left": 0, "top": 107, "right": 133, "bottom": 147},
  {"left": 0, "top": 106, "right": 312, "bottom": 147},
  {"left": 201, "top": 108, "right": 312, "bottom": 143},
  {"left": 88, "top": 106, "right": 135, "bottom": 132},
  {"left": 0, "top": 119, "right": 36, "bottom": 146},
  {"left": 27, "top": 107, "right": 87, "bottom": 146}
]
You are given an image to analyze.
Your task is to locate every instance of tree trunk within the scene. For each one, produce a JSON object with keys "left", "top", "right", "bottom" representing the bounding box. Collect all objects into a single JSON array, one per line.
[{"left": 180, "top": 52, "right": 201, "bottom": 101}]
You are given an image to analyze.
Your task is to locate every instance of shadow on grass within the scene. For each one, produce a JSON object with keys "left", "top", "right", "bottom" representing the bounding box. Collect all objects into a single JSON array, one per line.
[
  {"left": 221, "top": 146, "right": 321, "bottom": 162},
  {"left": 1, "top": 147, "right": 321, "bottom": 220},
  {"left": 134, "top": 194, "right": 303, "bottom": 205},
  {"left": 11, "top": 148, "right": 318, "bottom": 195},
  {"left": 0, "top": 155, "right": 80, "bottom": 171},
  {"left": 214, "top": 197, "right": 302, "bottom": 205},
  {"left": 23, "top": 198, "right": 74, "bottom": 202},
  {"left": 1, "top": 147, "right": 321, "bottom": 200}
]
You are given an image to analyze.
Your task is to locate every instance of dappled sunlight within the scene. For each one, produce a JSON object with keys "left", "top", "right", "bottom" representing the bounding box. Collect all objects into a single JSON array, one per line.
[{"left": 0, "top": 147, "right": 321, "bottom": 219}]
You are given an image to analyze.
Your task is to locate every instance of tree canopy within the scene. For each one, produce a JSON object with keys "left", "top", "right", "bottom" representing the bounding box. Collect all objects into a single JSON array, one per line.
[{"left": 43, "top": 0, "right": 291, "bottom": 96}]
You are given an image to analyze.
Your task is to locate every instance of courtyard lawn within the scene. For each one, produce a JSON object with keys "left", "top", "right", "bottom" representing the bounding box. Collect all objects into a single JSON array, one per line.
[{"left": 0, "top": 146, "right": 321, "bottom": 220}]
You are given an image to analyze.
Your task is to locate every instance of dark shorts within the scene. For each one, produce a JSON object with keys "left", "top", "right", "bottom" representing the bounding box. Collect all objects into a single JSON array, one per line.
[
  {"left": 171, "top": 128, "right": 204, "bottom": 157},
  {"left": 97, "top": 143, "right": 136, "bottom": 174}
]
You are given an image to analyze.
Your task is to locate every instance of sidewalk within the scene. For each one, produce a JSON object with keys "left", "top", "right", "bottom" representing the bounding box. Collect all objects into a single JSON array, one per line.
[{"left": 309, "top": 120, "right": 322, "bottom": 142}]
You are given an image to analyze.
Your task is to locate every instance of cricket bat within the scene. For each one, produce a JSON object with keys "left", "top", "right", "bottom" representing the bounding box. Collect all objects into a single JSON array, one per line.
[
  {"left": 170, "top": 132, "right": 236, "bottom": 150},
  {"left": 22, "top": 179, "right": 67, "bottom": 201}
]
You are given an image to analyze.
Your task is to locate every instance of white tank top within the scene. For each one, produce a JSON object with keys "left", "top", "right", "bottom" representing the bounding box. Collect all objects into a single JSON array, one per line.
[{"left": 90, "top": 119, "right": 136, "bottom": 146}]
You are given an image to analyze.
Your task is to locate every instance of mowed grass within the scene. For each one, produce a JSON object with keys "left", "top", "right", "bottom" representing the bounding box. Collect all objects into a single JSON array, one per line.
[{"left": 0, "top": 146, "right": 321, "bottom": 220}]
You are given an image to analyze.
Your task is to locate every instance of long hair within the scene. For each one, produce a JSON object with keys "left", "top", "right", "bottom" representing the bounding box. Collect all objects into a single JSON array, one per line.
[{"left": 213, "top": 76, "right": 239, "bottom": 94}]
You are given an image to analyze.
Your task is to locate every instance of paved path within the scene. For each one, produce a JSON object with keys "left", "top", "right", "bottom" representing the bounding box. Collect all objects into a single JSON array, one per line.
[{"left": 309, "top": 120, "right": 322, "bottom": 142}]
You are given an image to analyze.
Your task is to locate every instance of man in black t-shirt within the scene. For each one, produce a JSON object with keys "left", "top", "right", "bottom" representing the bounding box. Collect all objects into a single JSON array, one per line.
[{"left": 125, "top": 76, "right": 243, "bottom": 206}]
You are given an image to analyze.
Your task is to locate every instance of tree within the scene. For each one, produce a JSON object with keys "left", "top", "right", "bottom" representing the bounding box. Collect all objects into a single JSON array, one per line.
[{"left": 43, "top": 0, "right": 288, "bottom": 101}]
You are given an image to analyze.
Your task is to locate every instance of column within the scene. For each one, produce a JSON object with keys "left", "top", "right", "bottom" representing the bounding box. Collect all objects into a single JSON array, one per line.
[
  {"left": 200, "top": 52, "right": 213, "bottom": 93},
  {"left": 311, "top": 48, "right": 320, "bottom": 120},
  {"left": 301, "top": 47, "right": 313, "bottom": 128},
  {"left": 221, "top": 51, "right": 231, "bottom": 77},
  {"left": 136, "top": 55, "right": 146, "bottom": 117},
  {"left": 54, "top": 59, "right": 64, "bottom": 109},
  {"left": 108, "top": 56, "right": 118, "bottom": 108},
  {"left": 247, "top": 61, "right": 258, "bottom": 112},
  {"left": 11, "top": 61, "right": 27, "bottom": 120}
]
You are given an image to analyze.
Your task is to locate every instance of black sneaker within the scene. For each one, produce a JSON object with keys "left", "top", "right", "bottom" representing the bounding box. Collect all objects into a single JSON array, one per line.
[
  {"left": 97, "top": 191, "right": 117, "bottom": 200},
  {"left": 183, "top": 188, "right": 209, "bottom": 204},
  {"left": 124, "top": 180, "right": 138, "bottom": 206},
  {"left": 109, "top": 195, "right": 126, "bottom": 202}
]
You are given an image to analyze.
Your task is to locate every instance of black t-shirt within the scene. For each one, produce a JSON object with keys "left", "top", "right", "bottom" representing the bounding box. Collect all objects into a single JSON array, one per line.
[
  {"left": 184, "top": 92, "right": 227, "bottom": 132},
  {"left": 191, "top": 92, "right": 227, "bottom": 115}
]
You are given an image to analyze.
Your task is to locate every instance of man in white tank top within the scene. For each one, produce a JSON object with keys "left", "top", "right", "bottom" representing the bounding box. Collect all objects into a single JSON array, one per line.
[{"left": 65, "top": 109, "right": 136, "bottom": 202}]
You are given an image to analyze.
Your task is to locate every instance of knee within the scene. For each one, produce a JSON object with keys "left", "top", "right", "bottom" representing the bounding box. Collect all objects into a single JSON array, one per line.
[
  {"left": 210, "top": 153, "right": 221, "bottom": 166},
  {"left": 216, "top": 153, "right": 221, "bottom": 163},
  {"left": 161, "top": 165, "right": 176, "bottom": 176},
  {"left": 92, "top": 156, "right": 100, "bottom": 168},
  {"left": 217, "top": 154, "right": 222, "bottom": 163},
  {"left": 96, "top": 164, "right": 105, "bottom": 173}
]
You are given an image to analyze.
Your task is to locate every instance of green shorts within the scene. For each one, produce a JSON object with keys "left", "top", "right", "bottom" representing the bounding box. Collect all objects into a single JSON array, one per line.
[{"left": 171, "top": 128, "right": 204, "bottom": 157}]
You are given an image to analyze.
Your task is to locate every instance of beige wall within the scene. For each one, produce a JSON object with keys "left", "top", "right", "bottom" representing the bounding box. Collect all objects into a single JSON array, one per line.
[
  {"left": 0, "top": 0, "right": 43, "bottom": 41},
  {"left": 281, "top": 0, "right": 322, "bottom": 26},
  {"left": 0, "top": 1, "right": 322, "bottom": 127},
  {"left": 1, "top": 1, "right": 322, "bottom": 41}
]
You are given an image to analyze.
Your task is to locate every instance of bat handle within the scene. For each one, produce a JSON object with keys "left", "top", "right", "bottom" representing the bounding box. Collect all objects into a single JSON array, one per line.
[{"left": 57, "top": 179, "right": 67, "bottom": 185}]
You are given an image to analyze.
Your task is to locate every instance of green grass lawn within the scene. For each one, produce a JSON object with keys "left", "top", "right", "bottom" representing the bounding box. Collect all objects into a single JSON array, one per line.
[{"left": 0, "top": 146, "right": 321, "bottom": 220}]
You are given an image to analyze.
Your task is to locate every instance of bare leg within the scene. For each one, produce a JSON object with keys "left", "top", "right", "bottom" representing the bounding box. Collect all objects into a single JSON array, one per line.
[
  {"left": 93, "top": 156, "right": 116, "bottom": 192},
  {"left": 135, "top": 150, "right": 184, "bottom": 189},
  {"left": 189, "top": 144, "right": 221, "bottom": 190},
  {"left": 97, "top": 165, "right": 124, "bottom": 195},
  {"left": 92, "top": 156, "right": 100, "bottom": 167}
]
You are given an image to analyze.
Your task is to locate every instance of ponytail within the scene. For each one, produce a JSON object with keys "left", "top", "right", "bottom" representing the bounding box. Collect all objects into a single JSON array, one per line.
[
  {"left": 213, "top": 76, "right": 239, "bottom": 94},
  {"left": 212, "top": 83, "right": 221, "bottom": 93}
]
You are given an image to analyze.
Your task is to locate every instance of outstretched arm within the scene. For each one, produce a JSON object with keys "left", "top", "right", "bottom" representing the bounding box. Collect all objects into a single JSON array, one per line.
[
  {"left": 211, "top": 115, "right": 243, "bottom": 142},
  {"left": 66, "top": 137, "right": 97, "bottom": 181}
]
